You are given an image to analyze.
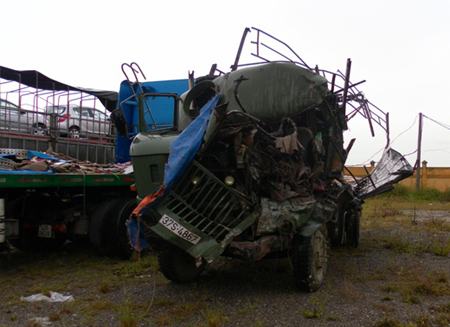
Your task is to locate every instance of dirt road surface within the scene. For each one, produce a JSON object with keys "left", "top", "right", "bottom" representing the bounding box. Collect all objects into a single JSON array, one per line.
[{"left": 1, "top": 198, "right": 449, "bottom": 327}]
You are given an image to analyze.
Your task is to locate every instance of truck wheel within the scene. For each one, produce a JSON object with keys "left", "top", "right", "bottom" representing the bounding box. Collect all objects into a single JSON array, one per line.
[
  {"left": 31, "top": 123, "right": 47, "bottom": 136},
  {"left": 110, "top": 198, "right": 137, "bottom": 259},
  {"left": 158, "top": 247, "right": 204, "bottom": 283},
  {"left": 291, "top": 227, "right": 328, "bottom": 292},
  {"left": 89, "top": 197, "right": 136, "bottom": 258},
  {"left": 89, "top": 200, "right": 117, "bottom": 255},
  {"left": 327, "top": 210, "right": 344, "bottom": 247},
  {"left": 68, "top": 126, "right": 80, "bottom": 138},
  {"left": 345, "top": 210, "right": 360, "bottom": 248}
]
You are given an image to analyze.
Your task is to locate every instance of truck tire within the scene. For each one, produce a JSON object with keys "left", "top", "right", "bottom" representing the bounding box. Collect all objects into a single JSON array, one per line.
[
  {"left": 158, "top": 247, "right": 204, "bottom": 283},
  {"left": 291, "top": 227, "right": 328, "bottom": 292},
  {"left": 109, "top": 197, "right": 137, "bottom": 259},
  {"left": 68, "top": 126, "right": 80, "bottom": 138},
  {"left": 345, "top": 210, "right": 360, "bottom": 248},
  {"left": 328, "top": 210, "right": 344, "bottom": 247},
  {"left": 89, "top": 197, "right": 136, "bottom": 258},
  {"left": 89, "top": 199, "right": 117, "bottom": 255}
]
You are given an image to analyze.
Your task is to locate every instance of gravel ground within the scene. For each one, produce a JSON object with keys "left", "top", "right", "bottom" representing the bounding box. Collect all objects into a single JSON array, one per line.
[{"left": 0, "top": 202, "right": 449, "bottom": 327}]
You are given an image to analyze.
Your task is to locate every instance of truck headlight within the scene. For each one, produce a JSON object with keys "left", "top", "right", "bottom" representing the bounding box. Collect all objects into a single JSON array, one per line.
[{"left": 224, "top": 176, "right": 235, "bottom": 186}]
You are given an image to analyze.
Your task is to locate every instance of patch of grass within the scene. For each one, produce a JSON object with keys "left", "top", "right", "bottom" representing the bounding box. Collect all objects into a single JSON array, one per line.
[
  {"left": 430, "top": 240, "right": 450, "bottom": 257},
  {"left": 381, "top": 237, "right": 425, "bottom": 254},
  {"left": 252, "top": 319, "right": 266, "bottom": 327},
  {"left": 376, "top": 232, "right": 450, "bottom": 257},
  {"left": 326, "top": 315, "right": 339, "bottom": 321},
  {"left": 302, "top": 308, "right": 322, "bottom": 319},
  {"left": 302, "top": 295, "right": 325, "bottom": 319},
  {"left": 434, "top": 314, "right": 450, "bottom": 327},
  {"left": 117, "top": 298, "right": 139, "bottom": 327},
  {"left": 401, "top": 292, "right": 421, "bottom": 304},
  {"left": 98, "top": 281, "right": 113, "bottom": 294},
  {"left": 168, "top": 301, "right": 205, "bottom": 322},
  {"left": 372, "top": 303, "right": 395, "bottom": 314},
  {"left": 381, "top": 285, "right": 399, "bottom": 293},
  {"left": 437, "top": 302, "right": 450, "bottom": 313},
  {"left": 113, "top": 255, "right": 158, "bottom": 278},
  {"left": 380, "top": 269, "right": 450, "bottom": 305},
  {"left": 236, "top": 302, "right": 256, "bottom": 316},
  {"left": 337, "top": 279, "right": 364, "bottom": 301},
  {"left": 201, "top": 309, "right": 228, "bottom": 327},
  {"left": 422, "top": 218, "right": 450, "bottom": 233},
  {"left": 154, "top": 314, "right": 171, "bottom": 326},
  {"left": 153, "top": 297, "right": 176, "bottom": 308},
  {"left": 381, "top": 186, "right": 450, "bottom": 203},
  {"left": 373, "top": 317, "right": 403, "bottom": 327},
  {"left": 91, "top": 299, "right": 113, "bottom": 312},
  {"left": 48, "top": 311, "right": 62, "bottom": 322}
]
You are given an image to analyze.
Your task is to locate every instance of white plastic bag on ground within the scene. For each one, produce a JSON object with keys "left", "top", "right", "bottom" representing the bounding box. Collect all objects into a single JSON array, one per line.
[
  {"left": 20, "top": 291, "right": 74, "bottom": 303},
  {"left": 28, "top": 317, "right": 51, "bottom": 326}
]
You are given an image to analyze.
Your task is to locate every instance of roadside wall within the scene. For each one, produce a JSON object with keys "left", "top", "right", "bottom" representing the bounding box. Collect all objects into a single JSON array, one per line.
[{"left": 346, "top": 161, "right": 450, "bottom": 191}]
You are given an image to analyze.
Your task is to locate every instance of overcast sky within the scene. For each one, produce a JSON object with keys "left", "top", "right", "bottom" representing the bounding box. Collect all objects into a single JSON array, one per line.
[{"left": 2, "top": 0, "right": 450, "bottom": 166}]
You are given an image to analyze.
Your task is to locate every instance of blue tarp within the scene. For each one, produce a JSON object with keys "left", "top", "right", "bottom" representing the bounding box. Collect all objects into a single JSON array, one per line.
[
  {"left": 0, "top": 150, "right": 58, "bottom": 161},
  {"left": 26, "top": 150, "right": 59, "bottom": 161},
  {"left": 0, "top": 150, "right": 60, "bottom": 174},
  {"left": 0, "top": 170, "right": 53, "bottom": 175},
  {"left": 162, "top": 95, "right": 220, "bottom": 189},
  {"left": 128, "top": 94, "right": 220, "bottom": 251}
]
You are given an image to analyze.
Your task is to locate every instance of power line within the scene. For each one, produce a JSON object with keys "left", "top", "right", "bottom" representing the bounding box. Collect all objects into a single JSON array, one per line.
[
  {"left": 423, "top": 114, "right": 450, "bottom": 131},
  {"left": 391, "top": 114, "right": 419, "bottom": 143},
  {"left": 356, "top": 114, "right": 418, "bottom": 165}
]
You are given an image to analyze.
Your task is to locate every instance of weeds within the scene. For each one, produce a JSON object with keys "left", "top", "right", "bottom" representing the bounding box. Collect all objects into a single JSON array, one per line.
[
  {"left": 116, "top": 298, "right": 139, "bottom": 327},
  {"left": 302, "top": 308, "right": 322, "bottom": 319},
  {"left": 201, "top": 309, "right": 228, "bottom": 327},
  {"left": 373, "top": 317, "right": 404, "bottom": 327},
  {"left": 384, "top": 185, "right": 450, "bottom": 202},
  {"left": 380, "top": 269, "right": 450, "bottom": 305},
  {"left": 301, "top": 295, "right": 325, "bottom": 319}
]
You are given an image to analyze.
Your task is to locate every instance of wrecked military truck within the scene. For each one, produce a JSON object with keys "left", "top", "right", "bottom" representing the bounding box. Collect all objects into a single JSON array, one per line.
[{"left": 128, "top": 27, "right": 413, "bottom": 291}]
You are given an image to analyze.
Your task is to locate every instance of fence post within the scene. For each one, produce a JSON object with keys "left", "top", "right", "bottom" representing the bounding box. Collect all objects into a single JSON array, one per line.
[
  {"left": 47, "top": 113, "right": 58, "bottom": 152},
  {"left": 421, "top": 160, "right": 428, "bottom": 190},
  {"left": 415, "top": 113, "right": 423, "bottom": 191}
]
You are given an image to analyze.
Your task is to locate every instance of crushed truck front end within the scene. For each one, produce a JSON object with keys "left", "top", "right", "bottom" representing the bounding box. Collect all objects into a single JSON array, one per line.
[{"left": 128, "top": 28, "right": 413, "bottom": 291}]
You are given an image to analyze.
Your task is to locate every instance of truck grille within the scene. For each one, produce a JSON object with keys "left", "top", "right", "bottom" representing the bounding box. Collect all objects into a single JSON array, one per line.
[{"left": 158, "top": 161, "right": 252, "bottom": 242}]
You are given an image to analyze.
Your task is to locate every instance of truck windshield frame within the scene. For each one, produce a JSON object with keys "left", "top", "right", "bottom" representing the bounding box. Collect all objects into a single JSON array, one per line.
[{"left": 137, "top": 93, "right": 179, "bottom": 133}]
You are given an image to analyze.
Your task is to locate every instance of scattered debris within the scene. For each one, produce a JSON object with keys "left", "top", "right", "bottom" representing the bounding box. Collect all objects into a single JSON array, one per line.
[{"left": 0, "top": 148, "right": 131, "bottom": 174}]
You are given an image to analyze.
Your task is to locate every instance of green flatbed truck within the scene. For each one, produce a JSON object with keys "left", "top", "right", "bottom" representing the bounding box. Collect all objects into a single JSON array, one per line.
[{"left": 0, "top": 169, "right": 136, "bottom": 256}]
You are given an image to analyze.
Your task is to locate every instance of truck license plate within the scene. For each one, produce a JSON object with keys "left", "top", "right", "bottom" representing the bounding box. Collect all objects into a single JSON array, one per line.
[
  {"left": 159, "top": 214, "right": 201, "bottom": 245},
  {"left": 38, "top": 224, "right": 53, "bottom": 238}
]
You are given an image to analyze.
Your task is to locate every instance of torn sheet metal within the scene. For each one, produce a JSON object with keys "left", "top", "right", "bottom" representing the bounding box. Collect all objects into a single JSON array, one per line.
[{"left": 353, "top": 148, "right": 413, "bottom": 198}]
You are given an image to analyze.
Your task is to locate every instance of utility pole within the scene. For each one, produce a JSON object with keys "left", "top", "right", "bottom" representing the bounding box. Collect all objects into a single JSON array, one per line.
[{"left": 415, "top": 112, "right": 423, "bottom": 191}]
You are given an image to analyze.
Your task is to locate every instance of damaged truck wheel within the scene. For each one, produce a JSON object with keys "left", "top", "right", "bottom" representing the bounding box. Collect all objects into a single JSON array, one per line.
[
  {"left": 158, "top": 247, "right": 205, "bottom": 283},
  {"left": 291, "top": 227, "right": 328, "bottom": 292}
]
